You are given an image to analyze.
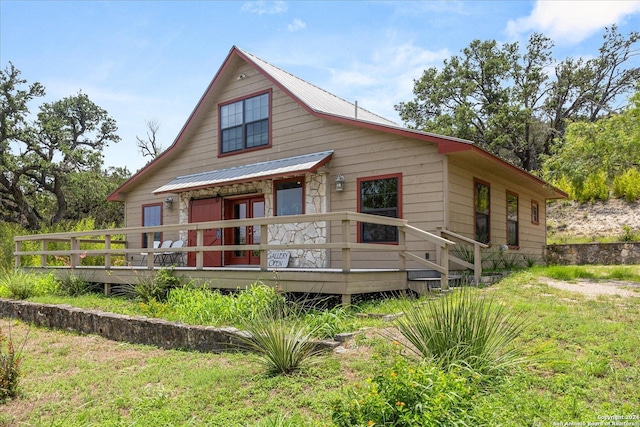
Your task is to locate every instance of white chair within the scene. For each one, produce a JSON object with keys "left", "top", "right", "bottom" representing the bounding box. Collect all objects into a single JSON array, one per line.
[
  {"left": 162, "top": 240, "right": 185, "bottom": 266},
  {"left": 154, "top": 240, "right": 174, "bottom": 265},
  {"left": 139, "top": 240, "right": 160, "bottom": 265}
]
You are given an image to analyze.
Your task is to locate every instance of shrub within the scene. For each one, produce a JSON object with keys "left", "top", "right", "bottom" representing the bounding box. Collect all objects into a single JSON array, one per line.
[
  {"left": 394, "top": 287, "right": 528, "bottom": 376},
  {"left": 0, "top": 325, "right": 26, "bottom": 401},
  {"left": 576, "top": 171, "right": 609, "bottom": 203},
  {"left": 0, "top": 269, "right": 38, "bottom": 300},
  {"left": 613, "top": 168, "right": 640, "bottom": 202},
  {"left": 302, "top": 306, "right": 355, "bottom": 339},
  {"left": 57, "top": 274, "right": 90, "bottom": 297},
  {"left": 332, "top": 358, "right": 482, "bottom": 426},
  {"left": 237, "top": 298, "right": 326, "bottom": 375},
  {"left": 122, "top": 267, "right": 182, "bottom": 304}
]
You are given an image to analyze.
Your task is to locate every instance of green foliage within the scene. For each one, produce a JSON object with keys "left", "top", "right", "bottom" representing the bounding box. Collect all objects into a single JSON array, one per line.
[
  {"left": 394, "top": 287, "right": 528, "bottom": 376},
  {"left": 0, "top": 269, "right": 58, "bottom": 300},
  {"left": 578, "top": 171, "right": 609, "bottom": 203},
  {"left": 237, "top": 298, "right": 326, "bottom": 376},
  {"left": 129, "top": 267, "right": 182, "bottom": 304},
  {"left": 166, "top": 283, "right": 285, "bottom": 326},
  {"left": 543, "top": 92, "right": 640, "bottom": 201},
  {"left": 0, "top": 325, "right": 25, "bottom": 401},
  {"left": 540, "top": 265, "right": 596, "bottom": 281},
  {"left": 332, "top": 358, "right": 482, "bottom": 426},
  {"left": 613, "top": 168, "right": 640, "bottom": 202},
  {"left": 302, "top": 307, "right": 355, "bottom": 339},
  {"left": 56, "top": 274, "right": 89, "bottom": 297}
]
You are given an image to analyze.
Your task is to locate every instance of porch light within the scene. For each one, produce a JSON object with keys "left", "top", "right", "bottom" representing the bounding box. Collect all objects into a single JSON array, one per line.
[
  {"left": 164, "top": 197, "right": 174, "bottom": 209},
  {"left": 335, "top": 174, "right": 345, "bottom": 192}
]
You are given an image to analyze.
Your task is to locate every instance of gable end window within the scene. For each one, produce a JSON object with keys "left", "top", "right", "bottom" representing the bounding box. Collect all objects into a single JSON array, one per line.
[
  {"left": 358, "top": 174, "right": 402, "bottom": 243},
  {"left": 507, "top": 192, "right": 519, "bottom": 247},
  {"left": 474, "top": 180, "right": 490, "bottom": 244},
  {"left": 220, "top": 92, "right": 270, "bottom": 155}
]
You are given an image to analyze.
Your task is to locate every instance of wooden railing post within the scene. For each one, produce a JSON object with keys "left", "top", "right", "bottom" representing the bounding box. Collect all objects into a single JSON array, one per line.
[
  {"left": 14, "top": 241, "right": 21, "bottom": 268},
  {"left": 41, "top": 240, "right": 47, "bottom": 267},
  {"left": 398, "top": 226, "right": 407, "bottom": 271},
  {"left": 70, "top": 237, "right": 79, "bottom": 268},
  {"left": 105, "top": 234, "right": 112, "bottom": 269},
  {"left": 341, "top": 219, "right": 351, "bottom": 273},
  {"left": 146, "top": 232, "right": 155, "bottom": 269},
  {"left": 474, "top": 243, "right": 482, "bottom": 286},
  {"left": 441, "top": 244, "right": 450, "bottom": 291},
  {"left": 196, "top": 229, "right": 204, "bottom": 270},
  {"left": 260, "top": 223, "right": 268, "bottom": 271}
]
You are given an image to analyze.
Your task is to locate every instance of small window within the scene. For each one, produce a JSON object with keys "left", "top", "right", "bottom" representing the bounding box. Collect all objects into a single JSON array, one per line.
[
  {"left": 358, "top": 174, "right": 401, "bottom": 243},
  {"left": 220, "top": 92, "right": 270, "bottom": 154},
  {"left": 474, "top": 180, "right": 490, "bottom": 244},
  {"left": 142, "top": 203, "right": 162, "bottom": 248},
  {"left": 507, "top": 192, "right": 519, "bottom": 247},
  {"left": 275, "top": 179, "right": 304, "bottom": 216},
  {"left": 531, "top": 200, "right": 540, "bottom": 225}
]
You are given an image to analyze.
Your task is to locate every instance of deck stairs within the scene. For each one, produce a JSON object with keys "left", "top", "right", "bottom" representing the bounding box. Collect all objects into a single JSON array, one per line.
[{"left": 407, "top": 270, "right": 468, "bottom": 295}]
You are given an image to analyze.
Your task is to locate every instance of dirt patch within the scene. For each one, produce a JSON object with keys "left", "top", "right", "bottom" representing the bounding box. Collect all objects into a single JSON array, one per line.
[
  {"left": 541, "top": 278, "right": 640, "bottom": 298},
  {"left": 547, "top": 199, "right": 640, "bottom": 239}
]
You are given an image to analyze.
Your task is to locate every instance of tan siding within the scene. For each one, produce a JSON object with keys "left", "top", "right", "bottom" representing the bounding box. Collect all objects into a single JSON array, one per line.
[{"left": 448, "top": 158, "right": 547, "bottom": 259}]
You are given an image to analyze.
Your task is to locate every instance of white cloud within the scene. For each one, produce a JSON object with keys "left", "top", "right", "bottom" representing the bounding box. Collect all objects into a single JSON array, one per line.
[
  {"left": 506, "top": 0, "right": 640, "bottom": 44},
  {"left": 241, "top": 1, "right": 287, "bottom": 15},
  {"left": 325, "top": 41, "right": 450, "bottom": 123},
  {"left": 287, "top": 18, "right": 306, "bottom": 32}
]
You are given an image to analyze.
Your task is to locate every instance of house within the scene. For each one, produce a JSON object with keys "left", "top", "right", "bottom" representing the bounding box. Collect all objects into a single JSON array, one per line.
[{"left": 103, "top": 46, "right": 565, "bottom": 299}]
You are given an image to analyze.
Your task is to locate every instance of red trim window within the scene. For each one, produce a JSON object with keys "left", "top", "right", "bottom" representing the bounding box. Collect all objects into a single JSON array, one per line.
[
  {"left": 531, "top": 200, "right": 540, "bottom": 225},
  {"left": 357, "top": 173, "right": 402, "bottom": 244},
  {"left": 474, "top": 179, "right": 490, "bottom": 244},
  {"left": 219, "top": 90, "right": 271, "bottom": 156},
  {"left": 141, "top": 203, "right": 163, "bottom": 248},
  {"left": 274, "top": 177, "right": 305, "bottom": 216},
  {"left": 507, "top": 191, "right": 519, "bottom": 248}
]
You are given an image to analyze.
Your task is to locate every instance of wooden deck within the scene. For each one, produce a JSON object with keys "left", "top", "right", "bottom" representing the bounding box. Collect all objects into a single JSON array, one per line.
[{"left": 15, "top": 212, "right": 485, "bottom": 304}]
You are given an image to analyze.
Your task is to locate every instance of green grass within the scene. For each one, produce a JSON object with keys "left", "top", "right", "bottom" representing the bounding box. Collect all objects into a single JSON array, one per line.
[{"left": 1, "top": 266, "right": 640, "bottom": 425}]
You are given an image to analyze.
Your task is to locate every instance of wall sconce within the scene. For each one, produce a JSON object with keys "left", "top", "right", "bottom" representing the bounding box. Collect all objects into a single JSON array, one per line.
[
  {"left": 164, "top": 197, "right": 174, "bottom": 209},
  {"left": 335, "top": 174, "right": 345, "bottom": 192}
]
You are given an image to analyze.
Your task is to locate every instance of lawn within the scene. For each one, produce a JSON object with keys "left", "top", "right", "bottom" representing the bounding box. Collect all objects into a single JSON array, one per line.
[{"left": 1, "top": 266, "right": 639, "bottom": 426}]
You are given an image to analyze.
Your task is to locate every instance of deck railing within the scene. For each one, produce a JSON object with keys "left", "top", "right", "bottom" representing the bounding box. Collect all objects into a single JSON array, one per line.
[
  {"left": 14, "top": 212, "right": 456, "bottom": 278},
  {"left": 437, "top": 227, "right": 489, "bottom": 285}
]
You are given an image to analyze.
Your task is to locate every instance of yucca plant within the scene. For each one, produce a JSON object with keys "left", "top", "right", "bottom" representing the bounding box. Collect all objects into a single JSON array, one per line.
[
  {"left": 0, "top": 325, "right": 27, "bottom": 401},
  {"left": 395, "top": 287, "right": 528, "bottom": 377},
  {"left": 237, "top": 300, "right": 326, "bottom": 376}
]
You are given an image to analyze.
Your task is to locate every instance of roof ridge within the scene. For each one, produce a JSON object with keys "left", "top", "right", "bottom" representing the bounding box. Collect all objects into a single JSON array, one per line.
[{"left": 236, "top": 47, "right": 398, "bottom": 126}]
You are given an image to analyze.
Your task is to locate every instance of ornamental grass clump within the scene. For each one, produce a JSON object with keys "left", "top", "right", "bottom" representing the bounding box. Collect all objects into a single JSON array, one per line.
[
  {"left": 395, "top": 287, "right": 528, "bottom": 377},
  {"left": 238, "top": 298, "right": 325, "bottom": 376}
]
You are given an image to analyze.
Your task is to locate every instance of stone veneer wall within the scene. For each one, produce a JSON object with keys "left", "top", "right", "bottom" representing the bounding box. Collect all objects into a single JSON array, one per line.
[
  {"left": 177, "top": 173, "right": 328, "bottom": 268},
  {"left": 545, "top": 242, "right": 640, "bottom": 265}
]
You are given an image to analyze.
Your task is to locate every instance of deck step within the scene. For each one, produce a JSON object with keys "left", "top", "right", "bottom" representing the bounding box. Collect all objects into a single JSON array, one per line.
[{"left": 407, "top": 274, "right": 464, "bottom": 295}]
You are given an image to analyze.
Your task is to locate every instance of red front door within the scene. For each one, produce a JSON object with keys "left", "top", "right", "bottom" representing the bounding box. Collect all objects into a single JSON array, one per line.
[
  {"left": 224, "top": 196, "right": 264, "bottom": 265},
  {"left": 188, "top": 198, "right": 222, "bottom": 267}
]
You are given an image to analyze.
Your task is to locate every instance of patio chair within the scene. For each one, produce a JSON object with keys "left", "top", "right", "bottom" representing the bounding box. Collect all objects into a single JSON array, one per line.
[
  {"left": 150, "top": 240, "right": 173, "bottom": 266},
  {"left": 162, "top": 240, "right": 185, "bottom": 266},
  {"left": 139, "top": 240, "right": 160, "bottom": 265},
  {"left": 162, "top": 240, "right": 184, "bottom": 266}
]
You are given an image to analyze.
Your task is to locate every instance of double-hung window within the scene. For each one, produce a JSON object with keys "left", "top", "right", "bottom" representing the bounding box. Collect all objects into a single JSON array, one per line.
[
  {"left": 220, "top": 92, "right": 270, "bottom": 154},
  {"left": 358, "top": 174, "right": 402, "bottom": 243},
  {"left": 507, "top": 192, "right": 519, "bottom": 247},
  {"left": 474, "top": 180, "right": 490, "bottom": 244},
  {"left": 142, "top": 203, "right": 162, "bottom": 248}
]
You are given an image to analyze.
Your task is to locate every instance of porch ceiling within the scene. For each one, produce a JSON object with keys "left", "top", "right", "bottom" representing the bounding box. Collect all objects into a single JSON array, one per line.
[{"left": 153, "top": 150, "right": 333, "bottom": 194}]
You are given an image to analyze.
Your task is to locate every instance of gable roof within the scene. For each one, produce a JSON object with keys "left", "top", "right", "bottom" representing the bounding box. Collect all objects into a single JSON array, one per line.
[
  {"left": 108, "top": 46, "right": 565, "bottom": 201},
  {"left": 153, "top": 150, "right": 333, "bottom": 195}
]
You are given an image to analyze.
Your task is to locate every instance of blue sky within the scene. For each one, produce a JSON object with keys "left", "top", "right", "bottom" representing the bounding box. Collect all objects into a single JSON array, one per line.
[{"left": 2, "top": 0, "right": 640, "bottom": 172}]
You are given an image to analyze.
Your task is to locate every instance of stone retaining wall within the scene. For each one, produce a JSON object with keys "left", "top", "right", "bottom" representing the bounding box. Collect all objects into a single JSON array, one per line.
[
  {"left": 545, "top": 242, "right": 640, "bottom": 265},
  {"left": 0, "top": 299, "right": 339, "bottom": 353}
]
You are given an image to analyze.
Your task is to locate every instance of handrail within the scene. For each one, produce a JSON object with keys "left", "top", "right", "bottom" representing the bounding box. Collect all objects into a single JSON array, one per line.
[
  {"left": 437, "top": 227, "right": 487, "bottom": 285},
  {"left": 14, "top": 212, "right": 455, "bottom": 287}
]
